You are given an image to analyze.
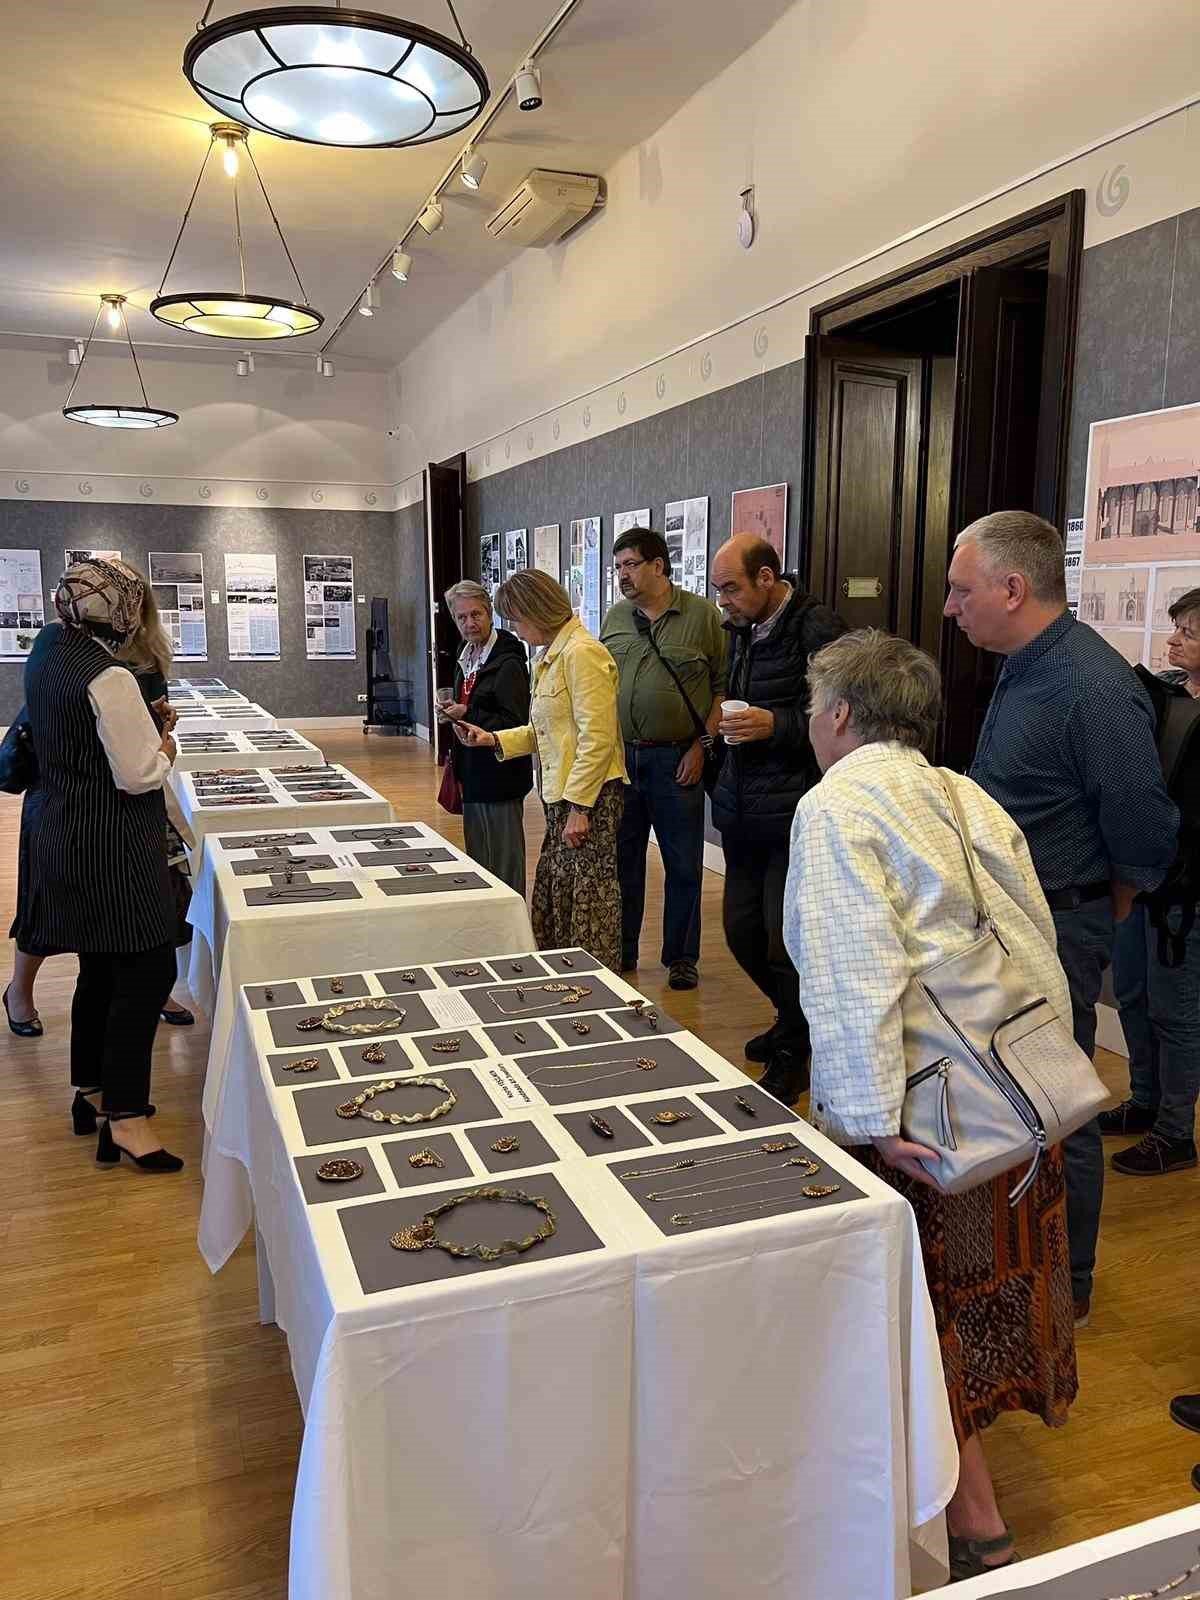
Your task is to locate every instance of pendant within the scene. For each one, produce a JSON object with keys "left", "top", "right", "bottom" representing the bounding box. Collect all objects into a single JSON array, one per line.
[
  {"left": 398, "top": 972, "right": 416, "bottom": 983},
  {"left": 490, "top": 1134, "right": 521, "bottom": 1153},
  {"left": 284, "top": 1056, "right": 321, "bottom": 1073},
  {"left": 264, "top": 988, "right": 275, "bottom": 1002},
  {"left": 390, "top": 1221, "right": 436, "bottom": 1251},
  {"left": 330, "top": 977, "right": 345, "bottom": 995},
  {"left": 335, "top": 1100, "right": 361, "bottom": 1120},
  {"left": 588, "top": 1113, "right": 615, "bottom": 1140},
  {"left": 295, "top": 1016, "right": 324, "bottom": 1031},
  {"left": 802, "top": 1184, "right": 841, "bottom": 1198},
  {"left": 361, "top": 1044, "right": 388, "bottom": 1064},
  {"left": 571, "top": 1021, "right": 591, "bottom": 1035},
  {"left": 651, "top": 1109, "right": 692, "bottom": 1125},
  {"left": 408, "top": 1147, "right": 445, "bottom": 1169},
  {"left": 316, "top": 1158, "right": 363, "bottom": 1183}
]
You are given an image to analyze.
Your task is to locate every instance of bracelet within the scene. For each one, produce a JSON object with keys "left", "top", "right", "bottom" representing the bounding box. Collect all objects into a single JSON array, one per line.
[
  {"left": 335, "top": 1076, "right": 456, "bottom": 1125},
  {"left": 389, "top": 1187, "right": 556, "bottom": 1260},
  {"left": 317, "top": 997, "right": 406, "bottom": 1035}
]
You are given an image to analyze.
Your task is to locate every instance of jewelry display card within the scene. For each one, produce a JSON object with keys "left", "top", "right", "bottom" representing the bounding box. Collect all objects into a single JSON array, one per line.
[
  {"left": 218, "top": 832, "right": 316, "bottom": 850},
  {"left": 606, "top": 1003, "right": 685, "bottom": 1039},
  {"left": 231, "top": 854, "right": 339, "bottom": 876},
  {"left": 380, "top": 1131, "right": 473, "bottom": 1191},
  {"left": 267, "top": 1047, "right": 341, "bottom": 1086},
  {"left": 465, "top": 1121, "right": 559, "bottom": 1174},
  {"left": 431, "top": 960, "right": 496, "bottom": 989},
  {"left": 409, "top": 1030, "right": 489, "bottom": 1068},
  {"left": 699, "top": 1084, "right": 801, "bottom": 1127},
  {"left": 294, "top": 1146, "right": 386, "bottom": 1207},
  {"left": 356, "top": 847, "right": 456, "bottom": 866},
  {"left": 513, "top": 1037, "right": 717, "bottom": 1106},
  {"left": 612, "top": 1133, "right": 865, "bottom": 1237},
  {"left": 460, "top": 973, "right": 628, "bottom": 1023},
  {"left": 248, "top": 981, "right": 306, "bottom": 1010},
  {"left": 373, "top": 968, "right": 438, "bottom": 994},
  {"left": 330, "top": 825, "right": 421, "bottom": 843},
  {"left": 485, "top": 953, "right": 552, "bottom": 981},
  {"left": 377, "top": 873, "right": 492, "bottom": 897},
  {"left": 556, "top": 1104, "right": 652, "bottom": 1157},
  {"left": 243, "top": 883, "right": 362, "bottom": 908},
  {"left": 337, "top": 1040, "right": 416, "bottom": 1078},
  {"left": 482, "top": 1021, "right": 554, "bottom": 1054},
  {"left": 338, "top": 1171, "right": 604, "bottom": 1294},
  {"left": 541, "top": 949, "right": 605, "bottom": 974},
  {"left": 627, "top": 1096, "right": 723, "bottom": 1145},
  {"left": 934, "top": 1529, "right": 1200, "bottom": 1600},
  {"left": 266, "top": 992, "right": 437, "bottom": 1048},
  {"left": 292, "top": 1066, "right": 502, "bottom": 1148},
  {"left": 311, "top": 974, "right": 371, "bottom": 1002},
  {"left": 545, "top": 1013, "right": 623, "bottom": 1049}
]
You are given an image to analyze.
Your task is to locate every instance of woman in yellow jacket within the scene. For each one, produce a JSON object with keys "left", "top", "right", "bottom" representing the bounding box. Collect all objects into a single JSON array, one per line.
[{"left": 454, "top": 569, "right": 627, "bottom": 971}]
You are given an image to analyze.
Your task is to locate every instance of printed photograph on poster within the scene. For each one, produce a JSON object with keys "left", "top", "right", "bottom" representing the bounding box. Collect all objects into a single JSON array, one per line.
[
  {"left": 1091, "top": 629, "right": 1146, "bottom": 666},
  {"left": 224, "top": 552, "right": 280, "bottom": 660},
  {"left": 663, "top": 501, "right": 685, "bottom": 586},
  {"left": 303, "top": 553, "right": 356, "bottom": 659},
  {"left": 570, "top": 516, "right": 601, "bottom": 634},
  {"left": 479, "top": 532, "right": 502, "bottom": 600},
  {"left": 533, "top": 524, "right": 560, "bottom": 580},
  {"left": 568, "top": 520, "right": 585, "bottom": 616},
  {"left": 504, "top": 528, "right": 527, "bottom": 578},
  {"left": 665, "top": 497, "right": 710, "bottom": 595},
  {"left": 731, "top": 484, "right": 788, "bottom": 564},
  {"left": 613, "top": 509, "right": 651, "bottom": 539},
  {"left": 0, "top": 548, "right": 45, "bottom": 661},
  {"left": 64, "top": 547, "right": 121, "bottom": 570},
  {"left": 149, "top": 550, "right": 208, "bottom": 661},
  {"left": 1151, "top": 564, "right": 1200, "bottom": 628},
  {"left": 1078, "top": 566, "right": 1150, "bottom": 627}
]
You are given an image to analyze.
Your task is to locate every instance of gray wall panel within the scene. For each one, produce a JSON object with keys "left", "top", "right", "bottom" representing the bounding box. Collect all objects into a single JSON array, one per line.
[
  {"left": 687, "top": 376, "right": 767, "bottom": 562},
  {"left": 1164, "top": 207, "right": 1200, "bottom": 409},
  {"left": 761, "top": 360, "right": 806, "bottom": 572},
  {"left": 392, "top": 500, "right": 429, "bottom": 729}
]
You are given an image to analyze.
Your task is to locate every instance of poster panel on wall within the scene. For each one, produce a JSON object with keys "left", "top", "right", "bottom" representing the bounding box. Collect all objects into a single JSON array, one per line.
[
  {"left": 0, "top": 548, "right": 45, "bottom": 662},
  {"left": 731, "top": 483, "right": 788, "bottom": 565},
  {"left": 533, "top": 524, "right": 560, "bottom": 580},
  {"left": 569, "top": 517, "right": 601, "bottom": 634},
  {"left": 224, "top": 551, "right": 280, "bottom": 660},
  {"left": 504, "top": 529, "right": 527, "bottom": 579},
  {"left": 1080, "top": 401, "right": 1200, "bottom": 666},
  {"left": 613, "top": 509, "right": 651, "bottom": 539},
  {"left": 665, "top": 498, "right": 710, "bottom": 595},
  {"left": 568, "top": 519, "right": 585, "bottom": 617},
  {"left": 64, "top": 547, "right": 121, "bottom": 570},
  {"left": 1063, "top": 517, "right": 1083, "bottom": 614},
  {"left": 303, "top": 553, "right": 356, "bottom": 659},
  {"left": 150, "top": 551, "right": 208, "bottom": 660},
  {"left": 480, "top": 532, "right": 502, "bottom": 601}
]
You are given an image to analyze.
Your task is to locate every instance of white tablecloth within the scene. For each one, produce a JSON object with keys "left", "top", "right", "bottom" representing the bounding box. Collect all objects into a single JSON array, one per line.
[
  {"left": 200, "top": 953, "right": 958, "bottom": 1600},
  {"left": 176, "top": 765, "right": 391, "bottom": 846},
  {"left": 172, "top": 729, "right": 326, "bottom": 773},
  {"left": 922, "top": 1504, "right": 1200, "bottom": 1597},
  {"left": 171, "top": 702, "right": 277, "bottom": 732},
  {"left": 188, "top": 821, "right": 534, "bottom": 1130}
]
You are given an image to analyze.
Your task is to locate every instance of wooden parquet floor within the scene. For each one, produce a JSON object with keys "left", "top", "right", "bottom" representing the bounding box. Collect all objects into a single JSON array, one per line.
[{"left": 1, "top": 730, "right": 1197, "bottom": 1598}]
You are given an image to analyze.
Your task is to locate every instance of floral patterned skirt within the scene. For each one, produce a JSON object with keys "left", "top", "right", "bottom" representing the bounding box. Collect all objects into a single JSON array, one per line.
[
  {"left": 854, "top": 1144, "right": 1078, "bottom": 1445},
  {"left": 531, "top": 779, "right": 624, "bottom": 973}
]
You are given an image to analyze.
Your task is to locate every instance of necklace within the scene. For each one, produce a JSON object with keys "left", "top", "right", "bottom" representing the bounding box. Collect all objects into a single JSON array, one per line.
[
  {"left": 525, "top": 1056, "right": 657, "bottom": 1089},
  {"left": 669, "top": 1185, "right": 842, "bottom": 1227},
  {"left": 231, "top": 833, "right": 309, "bottom": 848},
  {"left": 389, "top": 1187, "right": 556, "bottom": 1261},
  {"left": 645, "top": 1158, "right": 821, "bottom": 1203},
  {"left": 618, "top": 1140, "right": 794, "bottom": 1180},
  {"left": 319, "top": 998, "right": 405, "bottom": 1035},
  {"left": 488, "top": 982, "right": 593, "bottom": 1015},
  {"left": 1103, "top": 1551, "right": 1200, "bottom": 1599},
  {"left": 335, "top": 1076, "right": 456, "bottom": 1125},
  {"left": 265, "top": 886, "right": 339, "bottom": 902}
]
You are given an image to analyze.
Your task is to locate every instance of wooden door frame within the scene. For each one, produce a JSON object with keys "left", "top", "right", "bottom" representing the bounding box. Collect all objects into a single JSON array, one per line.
[{"left": 803, "top": 189, "right": 1085, "bottom": 575}]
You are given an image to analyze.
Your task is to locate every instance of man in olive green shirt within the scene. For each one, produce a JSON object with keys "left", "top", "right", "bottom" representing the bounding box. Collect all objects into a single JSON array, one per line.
[{"left": 601, "top": 527, "right": 727, "bottom": 989}]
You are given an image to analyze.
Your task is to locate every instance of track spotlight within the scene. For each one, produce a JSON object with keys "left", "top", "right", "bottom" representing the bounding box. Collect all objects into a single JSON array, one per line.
[
  {"left": 416, "top": 198, "right": 445, "bottom": 235},
  {"left": 391, "top": 248, "right": 413, "bottom": 282},
  {"left": 67, "top": 339, "right": 84, "bottom": 367},
  {"left": 515, "top": 62, "right": 542, "bottom": 111},
  {"left": 359, "top": 280, "right": 380, "bottom": 317},
  {"left": 461, "top": 148, "right": 488, "bottom": 190},
  {"left": 317, "top": 357, "right": 335, "bottom": 378},
  {"left": 236, "top": 357, "right": 248, "bottom": 377}
]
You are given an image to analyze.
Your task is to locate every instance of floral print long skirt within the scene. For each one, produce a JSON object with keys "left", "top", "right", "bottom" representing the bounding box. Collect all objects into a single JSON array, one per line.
[{"left": 531, "top": 779, "right": 624, "bottom": 973}]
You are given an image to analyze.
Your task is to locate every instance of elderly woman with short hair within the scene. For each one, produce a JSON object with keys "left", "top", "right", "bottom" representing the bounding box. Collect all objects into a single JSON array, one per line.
[
  {"left": 438, "top": 580, "right": 532, "bottom": 895},
  {"left": 454, "top": 569, "right": 627, "bottom": 970},
  {"left": 784, "top": 628, "right": 1076, "bottom": 1582}
]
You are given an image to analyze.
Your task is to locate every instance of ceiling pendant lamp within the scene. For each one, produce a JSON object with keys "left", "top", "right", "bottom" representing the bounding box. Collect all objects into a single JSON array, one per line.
[
  {"left": 183, "top": 3, "right": 489, "bottom": 150},
  {"left": 62, "top": 296, "right": 179, "bottom": 430},
  {"left": 150, "top": 122, "right": 322, "bottom": 341}
]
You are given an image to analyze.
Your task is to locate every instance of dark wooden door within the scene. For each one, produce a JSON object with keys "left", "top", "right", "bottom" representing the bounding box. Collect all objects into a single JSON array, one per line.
[
  {"left": 806, "top": 337, "right": 924, "bottom": 637},
  {"left": 425, "top": 457, "right": 464, "bottom": 763},
  {"left": 940, "top": 266, "right": 1048, "bottom": 768}
]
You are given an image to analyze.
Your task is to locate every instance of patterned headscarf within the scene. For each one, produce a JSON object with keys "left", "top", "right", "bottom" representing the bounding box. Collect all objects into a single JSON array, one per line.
[{"left": 55, "top": 558, "right": 145, "bottom": 641}]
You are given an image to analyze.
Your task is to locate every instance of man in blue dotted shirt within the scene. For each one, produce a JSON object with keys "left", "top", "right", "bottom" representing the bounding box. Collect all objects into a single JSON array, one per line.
[{"left": 946, "top": 510, "right": 1178, "bottom": 1327}]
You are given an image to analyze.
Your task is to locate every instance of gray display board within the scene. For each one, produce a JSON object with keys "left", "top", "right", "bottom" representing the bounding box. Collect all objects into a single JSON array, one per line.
[
  {"left": 292, "top": 1065, "right": 502, "bottom": 1147},
  {"left": 514, "top": 1037, "right": 716, "bottom": 1106}
]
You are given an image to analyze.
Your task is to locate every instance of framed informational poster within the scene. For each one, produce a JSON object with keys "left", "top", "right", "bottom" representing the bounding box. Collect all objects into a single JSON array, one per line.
[
  {"left": 150, "top": 551, "right": 208, "bottom": 660},
  {"left": 224, "top": 552, "right": 280, "bottom": 660},
  {"left": 504, "top": 529, "right": 527, "bottom": 580},
  {"left": 64, "top": 546, "right": 121, "bottom": 570},
  {"left": 613, "top": 509, "right": 651, "bottom": 538},
  {"left": 731, "top": 483, "right": 788, "bottom": 565},
  {"left": 533, "top": 524, "right": 560, "bottom": 580},
  {"left": 480, "top": 532, "right": 502, "bottom": 601},
  {"left": 1080, "top": 402, "right": 1200, "bottom": 667},
  {"left": 569, "top": 516, "right": 601, "bottom": 635},
  {"left": 665, "top": 497, "right": 709, "bottom": 595},
  {"left": 303, "top": 553, "right": 356, "bottom": 659},
  {"left": 0, "top": 548, "right": 45, "bottom": 661}
]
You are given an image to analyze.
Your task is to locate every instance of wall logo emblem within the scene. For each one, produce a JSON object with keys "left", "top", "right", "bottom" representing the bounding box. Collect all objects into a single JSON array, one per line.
[
  {"left": 484, "top": 448, "right": 491, "bottom": 467},
  {"left": 198, "top": 484, "right": 212, "bottom": 499},
  {"left": 754, "top": 326, "right": 769, "bottom": 358},
  {"left": 582, "top": 406, "right": 592, "bottom": 429},
  {"left": 617, "top": 391, "right": 627, "bottom": 415},
  {"left": 656, "top": 374, "right": 666, "bottom": 399},
  {"left": 138, "top": 482, "right": 154, "bottom": 498},
  {"left": 364, "top": 490, "right": 378, "bottom": 506},
  {"left": 78, "top": 480, "right": 93, "bottom": 496},
  {"left": 552, "top": 419, "right": 561, "bottom": 440},
  {"left": 1096, "top": 165, "right": 1130, "bottom": 217},
  {"left": 526, "top": 432, "right": 534, "bottom": 452},
  {"left": 505, "top": 440, "right": 511, "bottom": 460},
  {"left": 256, "top": 486, "right": 269, "bottom": 501},
  {"left": 699, "top": 352, "right": 713, "bottom": 382},
  {"left": 14, "top": 478, "right": 30, "bottom": 494},
  {"left": 311, "top": 488, "right": 324, "bottom": 503}
]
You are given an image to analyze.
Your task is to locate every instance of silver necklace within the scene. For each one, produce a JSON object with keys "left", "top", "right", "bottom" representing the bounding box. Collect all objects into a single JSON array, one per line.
[
  {"left": 645, "top": 1157, "right": 821, "bottom": 1203},
  {"left": 669, "top": 1185, "right": 841, "bottom": 1227},
  {"left": 265, "top": 885, "right": 338, "bottom": 902},
  {"left": 618, "top": 1140, "right": 794, "bottom": 1180},
  {"left": 525, "top": 1055, "right": 657, "bottom": 1089},
  {"left": 488, "top": 982, "right": 593, "bottom": 1015}
]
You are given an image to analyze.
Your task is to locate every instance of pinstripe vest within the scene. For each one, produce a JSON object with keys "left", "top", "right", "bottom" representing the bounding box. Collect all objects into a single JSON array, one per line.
[{"left": 22, "top": 624, "right": 172, "bottom": 952}]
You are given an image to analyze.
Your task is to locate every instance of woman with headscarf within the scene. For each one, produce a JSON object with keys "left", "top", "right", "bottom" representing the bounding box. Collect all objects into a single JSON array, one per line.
[{"left": 13, "top": 558, "right": 184, "bottom": 1172}]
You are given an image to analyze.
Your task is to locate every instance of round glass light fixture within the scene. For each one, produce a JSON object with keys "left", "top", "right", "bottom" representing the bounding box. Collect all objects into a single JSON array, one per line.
[
  {"left": 62, "top": 296, "right": 180, "bottom": 429},
  {"left": 150, "top": 123, "right": 322, "bottom": 340},
  {"left": 183, "top": 5, "right": 490, "bottom": 149}
]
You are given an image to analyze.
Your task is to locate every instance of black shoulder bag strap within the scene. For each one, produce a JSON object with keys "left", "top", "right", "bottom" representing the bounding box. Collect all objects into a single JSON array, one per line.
[{"left": 633, "top": 611, "right": 722, "bottom": 793}]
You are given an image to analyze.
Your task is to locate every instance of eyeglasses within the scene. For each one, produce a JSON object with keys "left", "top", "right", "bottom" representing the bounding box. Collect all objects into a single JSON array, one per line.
[{"left": 613, "top": 557, "right": 647, "bottom": 575}]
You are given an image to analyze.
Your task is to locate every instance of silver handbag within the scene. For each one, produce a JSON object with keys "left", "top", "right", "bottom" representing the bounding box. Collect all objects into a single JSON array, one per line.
[{"left": 899, "top": 774, "right": 1109, "bottom": 1202}]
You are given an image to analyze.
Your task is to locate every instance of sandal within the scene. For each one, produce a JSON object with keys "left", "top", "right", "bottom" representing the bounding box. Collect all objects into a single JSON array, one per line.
[
  {"left": 3, "top": 986, "right": 43, "bottom": 1038},
  {"left": 948, "top": 1529, "right": 1018, "bottom": 1582}
]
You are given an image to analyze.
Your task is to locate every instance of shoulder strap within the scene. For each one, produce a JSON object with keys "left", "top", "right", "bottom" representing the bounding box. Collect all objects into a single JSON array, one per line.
[
  {"left": 935, "top": 768, "right": 994, "bottom": 931},
  {"left": 641, "top": 620, "right": 709, "bottom": 742}
]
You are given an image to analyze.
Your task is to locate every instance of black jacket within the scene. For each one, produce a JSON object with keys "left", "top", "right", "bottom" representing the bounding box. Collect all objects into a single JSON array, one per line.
[
  {"left": 451, "top": 629, "right": 534, "bottom": 805},
  {"left": 710, "top": 580, "right": 847, "bottom": 841}
]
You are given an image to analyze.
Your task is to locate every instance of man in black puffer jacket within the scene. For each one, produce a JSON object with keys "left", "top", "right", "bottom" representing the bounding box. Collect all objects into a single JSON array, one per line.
[{"left": 710, "top": 535, "right": 847, "bottom": 1104}]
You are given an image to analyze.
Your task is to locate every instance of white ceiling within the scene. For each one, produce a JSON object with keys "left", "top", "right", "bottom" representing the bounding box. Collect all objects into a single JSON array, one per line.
[{"left": 0, "top": 0, "right": 796, "bottom": 369}]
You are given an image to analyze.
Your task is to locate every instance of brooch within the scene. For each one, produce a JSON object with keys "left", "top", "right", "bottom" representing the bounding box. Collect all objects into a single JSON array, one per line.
[
  {"left": 398, "top": 971, "right": 416, "bottom": 983},
  {"left": 588, "top": 1113, "right": 615, "bottom": 1140},
  {"left": 361, "top": 1044, "right": 388, "bottom": 1064},
  {"left": 329, "top": 977, "right": 345, "bottom": 995},
  {"left": 264, "top": 987, "right": 275, "bottom": 1002},
  {"left": 316, "top": 1158, "right": 363, "bottom": 1183},
  {"left": 651, "top": 1109, "right": 692, "bottom": 1125},
  {"left": 452, "top": 966, "right": 480, "bottom": 977},
  {"left": 490, "top": 1134, "right": 521, "bottom": 1153},
  {"left": 283, "top": 1056, "right": 321, "bottom": 1073},
  {"left": 295, "top": 1016, "right": 324, "bottom": 1031},
  {"left": 571, "top": 1021, "right": 591, "bottom": 1035},
  {"left": 802, "top": 1184, "right": 841, "bottom": 1199},
  {"left": 431, "top": 1038, "right": 461, "bottom": 1053},
  {"left": 734, "top": 1094, "right": 757, "bottom": 1117},
  {"left": 408, "top": 1147, "right": 445, "bottom": 1169}
]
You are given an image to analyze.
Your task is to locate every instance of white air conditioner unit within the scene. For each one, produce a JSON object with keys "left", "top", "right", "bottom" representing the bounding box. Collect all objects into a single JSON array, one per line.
[{"left": 486, "top": 170, "right": 602, "bottom": 247}]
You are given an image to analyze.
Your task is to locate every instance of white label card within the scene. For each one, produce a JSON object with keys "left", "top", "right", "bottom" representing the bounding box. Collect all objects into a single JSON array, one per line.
[
  {"left": 483, "top": 1062, "right": 535, "bottom": 1110},
  {"left": 423, "top": 991, "right": 479, "bottom": 1030}
]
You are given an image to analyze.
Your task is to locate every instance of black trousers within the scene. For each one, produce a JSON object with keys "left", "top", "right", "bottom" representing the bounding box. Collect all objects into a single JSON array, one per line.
[
  {"left": 721, "top": 832, "right": 810, "bottom": 1058},
  {"left": 70, "top": 942, "right": 176, "bottom": 1116}
]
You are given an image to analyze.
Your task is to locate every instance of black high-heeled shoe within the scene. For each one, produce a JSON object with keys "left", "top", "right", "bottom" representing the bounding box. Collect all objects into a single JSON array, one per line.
[
  {"left": 72, "top": 1091, "right": 156, "bottom": 1136},
  {"left": 3, "top": 987, "right": 43, "bottom": 1038},
  {"left": 96, "top": 1116, "right": 183, "bottom": 1173}
]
